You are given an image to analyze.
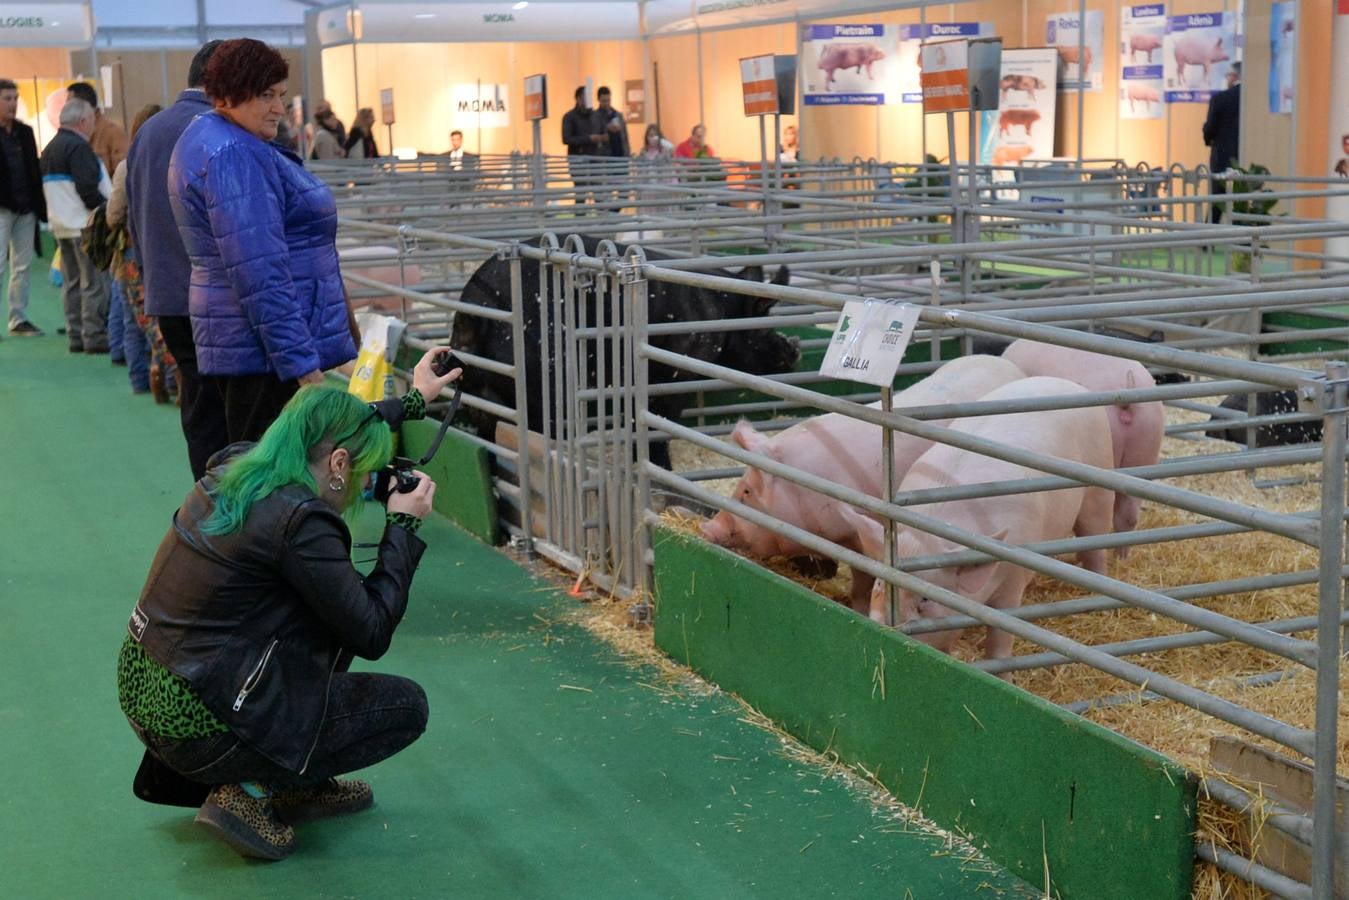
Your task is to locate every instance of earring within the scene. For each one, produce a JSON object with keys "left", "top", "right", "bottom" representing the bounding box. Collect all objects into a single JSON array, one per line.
[{"left": 328, "top": 474, "right": 346, "bottom": 493}]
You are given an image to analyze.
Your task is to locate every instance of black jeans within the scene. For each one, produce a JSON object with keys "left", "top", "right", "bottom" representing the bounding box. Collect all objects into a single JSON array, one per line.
[
  {"left": 221, "top": 371, "right": 300, "bottom": 446},
  {"left": 157, "top": 315, "right": 230, "bottom": 481},
  {"left": 132, "top": 673, "right": 429, "bottom": 789}
]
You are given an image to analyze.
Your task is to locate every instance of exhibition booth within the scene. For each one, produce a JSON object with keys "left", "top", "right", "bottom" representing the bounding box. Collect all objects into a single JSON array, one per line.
[
  {"left": 309, "top": 0, "right": 1340, "bottom": 182},
  {"left": 0, "top": 3, "right": 95, "bottom": 150}
]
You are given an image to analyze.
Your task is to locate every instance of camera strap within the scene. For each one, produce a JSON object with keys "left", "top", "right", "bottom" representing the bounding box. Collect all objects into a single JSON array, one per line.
[{"left": 408, "top": 380, "right": 465, "bottom": 466}]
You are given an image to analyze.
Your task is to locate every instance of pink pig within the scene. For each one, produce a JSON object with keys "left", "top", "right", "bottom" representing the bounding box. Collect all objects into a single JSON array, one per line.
[
  {"left": 1125, "top": 83, "right": 1161, "bottom": 113},
  {"left": 858, "top": 377, "right": 1116, "bottom": 661},
  {"left": 1172, "top": 35, "right": 1229, "bottom": 85},
  {"left": 1000, "top": 339, "right": 1163, "bottom": 546},
  {"left": 1129, "top": 33, "right": 1163, "bottom": 64},
  {"left": 700, "top": 355, "right": 1025, "bottom": 611},
  {"left": 818, "top": 43, "right": 886, "bottom": 87}
]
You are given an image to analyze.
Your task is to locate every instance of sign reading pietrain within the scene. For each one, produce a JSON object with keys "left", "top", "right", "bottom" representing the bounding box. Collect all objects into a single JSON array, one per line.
[{"left": 820, "top": 299, "right": 921, "bottom": 386}]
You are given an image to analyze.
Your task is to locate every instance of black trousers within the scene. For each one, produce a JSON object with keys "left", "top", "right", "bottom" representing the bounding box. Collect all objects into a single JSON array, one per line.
[
  {"left": 132, "top": 672, "right": 429, "bottom": 790},
  {"left": 157, "top": 316, "right": 229, "bottom": 481},
  {"left": 1209, "top": 177, "right": 1228, "bottom": 225},
  {"left": 221, "top": 371, "right": 300, "bottom": 446}
]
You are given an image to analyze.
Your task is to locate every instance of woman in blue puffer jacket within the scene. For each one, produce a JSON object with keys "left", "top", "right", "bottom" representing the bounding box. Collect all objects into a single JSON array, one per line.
[{"left": 169, "top": 38, "right": 359, "bottom": 443}]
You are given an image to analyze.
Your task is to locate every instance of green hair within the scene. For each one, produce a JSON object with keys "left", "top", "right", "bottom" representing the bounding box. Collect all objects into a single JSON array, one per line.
[{"left": 203, "top": 386, "right": 394, "bottom": 535}]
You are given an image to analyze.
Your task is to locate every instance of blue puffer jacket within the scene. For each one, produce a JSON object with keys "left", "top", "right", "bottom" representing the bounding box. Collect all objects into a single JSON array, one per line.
[{"left": 168, "top": 112, "right": 356, "bottom": 381}]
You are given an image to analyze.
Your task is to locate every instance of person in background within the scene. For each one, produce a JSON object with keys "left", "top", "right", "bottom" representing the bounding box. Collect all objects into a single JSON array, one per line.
[
  {"left": 67, "top": 81, "right": 129, "bottom": 177},
  {"left": 561, "top": 86, "right": 593, "bottom": 203},
  {"left": 310, "top": 100, "right": 346, "bottom": 161},
  {"left": 0, "top": 77, "right": 47, "bottom": 338},
  {"left": 447, "top": 129, "right": 477, "bottom": 172},
  {"left": 636, "top": 123, "right": 673, "bottom": 161},
  {"left": 108, "top": 103, "right": 173, "bottom": 400},
  {"left": 674, "top": 123, "right": 713, "bottom": 159},
  {"left": 1202, "top": 61, "right": 1241, "bottom": 225},
  {"left": 127, "top": 40, "right": 226, "bottom": 477},
  {"left": 169, "top": 38, "right": 360, "bottom": 445},
  {"left": 343, "top": 107, "right": 378, "bottom": 159},
  {"left": 41, "top": 96, "right": 110, "bottom": 354},
  {"left": 778, "top": 124, "right": 799, "bottom": 163},
  {"left": 590, "top": 86, "right": 629, "bottom": 158},
  {"left": 117, "top": 349, "right": 460, "bottom": 860}
]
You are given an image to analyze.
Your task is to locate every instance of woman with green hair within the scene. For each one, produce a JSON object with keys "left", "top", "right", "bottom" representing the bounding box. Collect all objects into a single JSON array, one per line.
[{"left": 117, "top": 347, "right": 461, "bottom": 861}]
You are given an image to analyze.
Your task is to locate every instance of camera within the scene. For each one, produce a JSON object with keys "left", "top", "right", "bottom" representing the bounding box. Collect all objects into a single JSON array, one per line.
[{"left": 370, "top": 351, "right": 465, "bottom": 504}]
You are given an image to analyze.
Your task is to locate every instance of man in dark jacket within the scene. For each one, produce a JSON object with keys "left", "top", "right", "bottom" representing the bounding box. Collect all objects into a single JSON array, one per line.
[
  {"left": 561, "top": 86, "right": 595, "bottom": 203},
  {"left": 41, "top": 96, "right": 109, "bottom": 353},
  {"left": 589, "top": 86, "right": 629, "bottom": 159},
  {"left": 1203, "top": 62, "right": 1241, "bottom": 224},
  {"left": 127, "top": 40, "right": 227, "bottom": 481},
  {"left": 0, "top": 77, "right": 47, "bottom": 337}
]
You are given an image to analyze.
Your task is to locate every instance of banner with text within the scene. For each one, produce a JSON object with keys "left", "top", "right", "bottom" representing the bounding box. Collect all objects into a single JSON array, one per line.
[
  {"left": 979, "top": 48, "right": 1058, "bottom": 166},
  {"left": 802, "top": 23, "right": 899, "bottom": 105},
  {"left": 1164, "top": 12, "right": 1236, "bottom": 102},
  {"left": 1119, "top": 4, "right": 1166, "bottom": 119},
  {"left": 920, "top": 40, "right": 970, "bottom": 112},
  {"left": 452, "top": 83, "right": 510, "bottom": 128},
  {"left": 1327, "top": 0, "right": 1349, "bottom": 267},
  {"left": 1047, "top": 10, "right": 1104, "bottom": 91},
  {"left": 896, "top": 22, "right": 994, "bottom": 103},
  {"left": 741, "top": 55, "right": 780, "bottom": 115},
  {"left": 1269, "top": 2, "right": 1295, "bottom": 114}
]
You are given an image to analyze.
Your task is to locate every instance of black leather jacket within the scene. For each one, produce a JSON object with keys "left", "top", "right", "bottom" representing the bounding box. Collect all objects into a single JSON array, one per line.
[{"left": 129, "top": 444, "right": 425, "bottom": 772}]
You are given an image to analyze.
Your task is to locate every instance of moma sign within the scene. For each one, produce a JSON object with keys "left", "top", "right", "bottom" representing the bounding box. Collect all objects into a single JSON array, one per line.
[{"left": 452, "top": 84, "right": 510, "bottom": 129}]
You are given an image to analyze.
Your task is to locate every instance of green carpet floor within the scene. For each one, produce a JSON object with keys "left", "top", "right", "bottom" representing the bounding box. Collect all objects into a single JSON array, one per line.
[{"left": 0, "top": 263, "right": 1033, "bottom": 898}]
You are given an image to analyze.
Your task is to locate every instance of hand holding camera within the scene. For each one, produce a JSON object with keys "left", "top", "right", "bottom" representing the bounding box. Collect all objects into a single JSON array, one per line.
[
  {"left": 413, "top": 346, "right": 464, "bottom": 406},
  {"left": 386, "top": 469, "right": 436, "bottom": 519}
]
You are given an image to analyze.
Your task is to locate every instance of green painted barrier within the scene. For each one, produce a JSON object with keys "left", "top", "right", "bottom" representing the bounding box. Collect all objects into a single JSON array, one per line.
[
  {"left": 401, "top": 419, "right": 497, "bottom": 544},
  {"left": 651, "top": 527, "right": 1196, "bottom": 900}
]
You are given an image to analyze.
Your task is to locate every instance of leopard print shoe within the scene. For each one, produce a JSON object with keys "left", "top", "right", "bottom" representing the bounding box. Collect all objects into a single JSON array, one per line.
[
  {"left": 272, "top": 778, "right": 374, "bottom": 826},
  {"left": 195, "top": 783, "right": 296, "bottom": 860}
]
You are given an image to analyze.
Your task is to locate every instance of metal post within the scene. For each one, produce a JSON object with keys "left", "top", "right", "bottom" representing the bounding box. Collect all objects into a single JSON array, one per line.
[
  {"left": 508, "top": 248, "right": 535, "bottom": 558},
  {"left": 881, "top": 384, "right": 896, "bottom": 625},
  {"left": 627, "top": 249, "right": 654, "bottom": 594},
  {"left": 1312, "top": 360, "right": 1347, "bottom": 899},
  {"left": 759, "top": 113, "right": 771, "bottom": 244}
]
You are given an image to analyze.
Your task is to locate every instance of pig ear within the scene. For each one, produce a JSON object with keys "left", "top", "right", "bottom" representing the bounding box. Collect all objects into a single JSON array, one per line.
[
  {"left": 771, "top": 265, "right": 790, "bottom": 286},
  {"left": 955, "top": 561, "right": 998, "bottom": 599},
  {"left": 731, "top": 420, "right": 774, "bottom": 458},
  {"left": 733, "top": 265, "right": 765, "bottom": 284}
]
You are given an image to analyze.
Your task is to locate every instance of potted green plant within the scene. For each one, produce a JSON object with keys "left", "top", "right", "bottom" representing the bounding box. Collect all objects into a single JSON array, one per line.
[{"left": 1222, "top": 163, "right": 1280, "bottom": 273}]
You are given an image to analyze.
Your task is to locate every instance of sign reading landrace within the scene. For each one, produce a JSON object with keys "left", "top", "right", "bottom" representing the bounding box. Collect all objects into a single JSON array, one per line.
[
  {"left": 802, "top": 23, "right": 898, "bottom": 105},
  {"left": 1164, "top": 12, "right": 1236, "bottom": 103},
  {"left": 1119, "top": 4, "right": 1166, "bottom": 119}
]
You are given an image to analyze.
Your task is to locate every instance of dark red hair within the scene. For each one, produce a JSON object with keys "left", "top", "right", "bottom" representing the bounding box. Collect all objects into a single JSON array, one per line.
[{"left": 203, "top": 38, "right": 289, "bottom": 107}]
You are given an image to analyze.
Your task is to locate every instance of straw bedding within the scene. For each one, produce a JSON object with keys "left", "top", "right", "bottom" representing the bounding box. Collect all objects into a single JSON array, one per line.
[{"left": 645, "top": 390, "right": 1341, "bottom": 898}]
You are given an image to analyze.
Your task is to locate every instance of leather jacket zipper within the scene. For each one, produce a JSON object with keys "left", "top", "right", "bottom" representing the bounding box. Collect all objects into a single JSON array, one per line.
[{"left": 233, "top": 639, "right": 279, "bottom": 711}]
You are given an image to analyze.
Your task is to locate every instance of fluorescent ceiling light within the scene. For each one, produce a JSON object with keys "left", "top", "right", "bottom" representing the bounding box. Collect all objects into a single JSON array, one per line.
[
  {"left": 513, "top": 2, "right": 529, "bottom": 9},
  {"left": 414, "top": 12, "right": 436, "bottom": 18}
]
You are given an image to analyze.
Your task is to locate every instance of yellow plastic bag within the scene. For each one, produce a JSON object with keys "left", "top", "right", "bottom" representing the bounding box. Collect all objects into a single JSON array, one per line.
[{"left": 347, "top": 314, "right": 404, "bottom": 402}]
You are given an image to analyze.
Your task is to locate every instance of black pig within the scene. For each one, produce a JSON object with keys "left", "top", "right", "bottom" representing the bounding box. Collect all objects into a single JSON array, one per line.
[
  {"left": 1209, "top": 390, "right": 1323, "bottom": 447},
  {"left": 450, "top": 235, "right": 799, "bottom": 469}
]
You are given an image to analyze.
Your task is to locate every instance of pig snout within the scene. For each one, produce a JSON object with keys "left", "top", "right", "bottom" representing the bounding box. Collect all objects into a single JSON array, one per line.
[{"left": 700, "top": 513, "right": 734, "bottom": 545}]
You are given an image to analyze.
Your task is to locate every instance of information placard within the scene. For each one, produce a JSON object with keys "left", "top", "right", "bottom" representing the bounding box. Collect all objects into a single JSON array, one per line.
[
  {"left": 379, "top": 87, "right": 395, "bottom": 126},
  {"left": 740, "top": 54, "right": 779, "bottom": 116},
  {"left": 920, "top": 40, "right": 971, "bottom": 112},
  {"left": 524, "top": 73, "right": 547, "bottom": 120},
  {"left": 819, "top": 300, "right": 920, "bottom": 386}
]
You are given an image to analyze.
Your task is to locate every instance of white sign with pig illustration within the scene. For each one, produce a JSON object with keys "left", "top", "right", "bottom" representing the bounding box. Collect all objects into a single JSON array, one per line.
[
  {"left": 1119, "top": 4, "right": 1166, "bottom": 119},
  {"left": 1046, "top": 9, "right": 1104, "bottom": 92},
  {"left": 1164, "top": 12, "right": 1236, "bottom": 102},
  {"left": 802, "top": 23, "right": 900, "bottom": 105},
  {"left": 978, "top": 47, "right": 1057, "bottom": 167},
  {"left": 895, "top": 22, "right": 994, "bottom": 103}
]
